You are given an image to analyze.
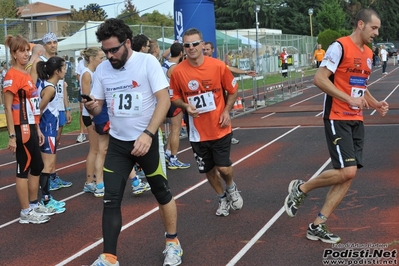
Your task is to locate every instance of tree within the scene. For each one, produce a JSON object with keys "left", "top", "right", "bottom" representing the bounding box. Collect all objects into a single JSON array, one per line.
[
  {"left": 1, "top": 0, "right": 25, "bottom": 41},
  {"left": 215, "top": 0, "right": 258, "bottom": 29},
  {"left": 1, "top": 0, "right": 19, "bottom": 18},
  {"left": 141, "top": 10, "right": 173, "bottom": 26},
  {"left": 317, "top": 29, "right": 342, "bottom": 51},
  {"left": 315, "top": 0, "right": 348, "bottom": 34},
  {"left": 61, "top": 3, "right": 107, "bottom": 37},
  {"left": 118, "top": 0, "right": 141, "bottom": 25}
]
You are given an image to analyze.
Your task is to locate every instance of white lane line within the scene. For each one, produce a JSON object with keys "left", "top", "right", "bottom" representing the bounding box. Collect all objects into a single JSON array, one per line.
[
  {"left": 0, "top": 160, "right": 86, "bottom": 191},
  {"left": 261, "top": 112, "right": 276, "bottom": 119},
  {"left": 55, "top": 126, "right": 301, "bottom": 266},
  {"left": 0, "top": 142, "right": 87, "bottom": 168},
  {"left": 289, "top": 92, "right": 324, "bottom": 107},
  {"left": 370, "top": 83, "right": 398, "bottom": 116},
  {"left": 226, "top": 158, "right": 331, "bottom": 266}
]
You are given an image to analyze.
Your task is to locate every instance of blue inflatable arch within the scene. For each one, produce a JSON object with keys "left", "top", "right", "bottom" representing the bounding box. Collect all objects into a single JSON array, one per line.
[{"left": 174, "top": 0, "right": 217, "bottom": 58}]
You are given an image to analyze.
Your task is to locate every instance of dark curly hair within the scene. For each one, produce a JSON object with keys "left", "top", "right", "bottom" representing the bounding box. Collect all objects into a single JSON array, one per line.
[
  {"left": 95, "top": 18, "right": 133, "bottom": 44},
  {"left": 132, "top": 34, "right": 149, "bottom": 52}
]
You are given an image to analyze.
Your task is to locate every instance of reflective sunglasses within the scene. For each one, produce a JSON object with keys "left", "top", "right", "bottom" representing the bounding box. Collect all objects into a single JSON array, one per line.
[
  {"left": 101, "top": 40, "right": 126, "bottom": 54},
  {"left": 183, "top": 40, "right": 202, "bottom": 48}
]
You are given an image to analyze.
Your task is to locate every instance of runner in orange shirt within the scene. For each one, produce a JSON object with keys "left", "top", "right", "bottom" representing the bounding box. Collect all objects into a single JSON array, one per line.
[
  {"left": 284, "top": 8, "right": 389, "bottom": 244},
  {"left": 170, "top": 28, "right": 243, "bottom": 217}
]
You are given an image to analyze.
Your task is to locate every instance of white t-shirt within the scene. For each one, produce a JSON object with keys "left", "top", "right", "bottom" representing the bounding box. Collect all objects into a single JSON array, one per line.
[
  {"left": 320, "top": 42, "right": 343, "bottom": 73},
  {"left": 91, "top": 51, "right": 169, "bottom": 141},
  {"left": 80, "top": 67, "right": 93, "bottom": 117},
  {"left": 380, "top": 48, "right": 388, "bottom": 62}
]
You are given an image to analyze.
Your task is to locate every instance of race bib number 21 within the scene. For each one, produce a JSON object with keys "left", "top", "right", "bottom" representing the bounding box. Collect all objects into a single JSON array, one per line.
[{"left": 187, "top": 92, "right": 216, "bottom": 114}]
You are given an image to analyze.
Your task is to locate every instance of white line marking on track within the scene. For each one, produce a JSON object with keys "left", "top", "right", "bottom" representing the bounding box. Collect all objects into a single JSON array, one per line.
[
  {"left": 226, "top": 158, "right": 332, "bottom": 266},
  {"left": 55, "top": 126, "right": 302, "bottom": 265}
]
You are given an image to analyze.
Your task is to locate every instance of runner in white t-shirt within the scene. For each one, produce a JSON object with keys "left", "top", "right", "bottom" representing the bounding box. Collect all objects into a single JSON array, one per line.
[{"left": 84, "top": 18, "right": 182, "bottom": 266}]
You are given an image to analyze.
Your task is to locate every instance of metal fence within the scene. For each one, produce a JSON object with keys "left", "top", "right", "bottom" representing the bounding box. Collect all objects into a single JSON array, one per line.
[{"left": 1, "top": 18, "right": 317, "bottom": 74}]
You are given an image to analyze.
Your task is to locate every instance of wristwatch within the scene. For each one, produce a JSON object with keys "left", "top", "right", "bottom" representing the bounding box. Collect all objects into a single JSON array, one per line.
[{"left": 9, "top": 133, "right": 16, "bottom": 139}]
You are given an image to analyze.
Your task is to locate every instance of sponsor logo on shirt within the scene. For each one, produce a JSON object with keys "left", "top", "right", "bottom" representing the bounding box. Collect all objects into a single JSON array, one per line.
[
  {"left": 132, "top": 80, "right": 139, "bottom": 88},
  {"left": 188, "top": 80, "right": 199, "bottom": 91}
]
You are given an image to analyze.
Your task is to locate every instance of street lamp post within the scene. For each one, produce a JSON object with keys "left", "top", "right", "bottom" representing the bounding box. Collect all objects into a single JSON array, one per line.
[
  {"left": 30, "top": 0, "right": 34, "bottom": 41},
  {"left": 308, "top": 8, "right": 313, "bottom": 37},
  {"left": 255, "top": 5, "right": 260, "bottom": 73}
]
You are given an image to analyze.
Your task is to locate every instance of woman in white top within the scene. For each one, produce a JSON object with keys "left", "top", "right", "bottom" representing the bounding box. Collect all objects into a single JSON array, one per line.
[{"left": 80, "top": 47, "right": 106, "bottom": 197}]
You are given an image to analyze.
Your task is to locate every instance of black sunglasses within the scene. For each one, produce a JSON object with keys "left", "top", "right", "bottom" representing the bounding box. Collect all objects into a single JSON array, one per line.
[
  {"left": 183, "top": 40, "right": 202, "bottom": 48},
  {"left": 101, "top": 40, "right": 126, "bottom": 54}
]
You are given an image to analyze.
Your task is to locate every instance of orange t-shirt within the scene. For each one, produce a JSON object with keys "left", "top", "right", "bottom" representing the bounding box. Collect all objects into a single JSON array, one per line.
[
  {"left": 170, "top": 56, "right": 238, "bottom": 142},
  {"left": 313, "top": 48, "right": 326, "bottom": 61},
  {"left": 3, "top": 67, "right": 40, "bottom": 125},
  {"left": 323, "top": 36, "right": 372, "bottom": 121}
]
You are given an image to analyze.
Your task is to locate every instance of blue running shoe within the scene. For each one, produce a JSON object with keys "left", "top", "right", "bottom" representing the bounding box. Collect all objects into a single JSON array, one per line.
[
  {"left": 49, "top": 178, "right": 61, "bottom": 191},
  {"left": 94, "top": 185, "right": 105, "bottom": 198},
  {"left": 165, "top": 153, "right": 171, "bottom": 165},
  {"left": 134, "top": 165, "right": 146, "bottom": 178},
  {"left": 54, "top": 176, "right": 72, "bottom": 188},
  {"left": 49, "top": 196, "right": 66, "bottom": 207},
  {"left": 41, "top": 195, "right": 66, "bottom": 208},
  {"left": 131, "top": 177, "right": 151, "bottom": 195},
  {"left": 41, "top": 197, "right": 66, "bottom": 214},
  {"left": 168, "top": 158, "right": 190, "bottom": 170},
  {"left": 83, "top": 182, "right": 96, "bottom": 193}
]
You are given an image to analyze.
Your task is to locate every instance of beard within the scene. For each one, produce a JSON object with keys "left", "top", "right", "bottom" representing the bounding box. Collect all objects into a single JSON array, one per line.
[{"left": 109, "top": 46, "right": 128, "bottom": 69}]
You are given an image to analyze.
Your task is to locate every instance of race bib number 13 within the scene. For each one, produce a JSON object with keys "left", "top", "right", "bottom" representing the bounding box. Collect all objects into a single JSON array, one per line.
[
  {"left": 113, "top": 92, "right": 143, "bottom": 117},
  {"left": 187, "top": 92, "right": 216, "bottom": 114}
]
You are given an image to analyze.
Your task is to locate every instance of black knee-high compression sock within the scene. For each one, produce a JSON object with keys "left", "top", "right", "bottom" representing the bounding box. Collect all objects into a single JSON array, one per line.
[{"left": 40, "top": 173, "right": 51, "bottom": 202}]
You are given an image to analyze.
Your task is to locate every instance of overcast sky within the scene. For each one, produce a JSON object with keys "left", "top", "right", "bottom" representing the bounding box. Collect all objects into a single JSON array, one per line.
[{"left": 38, "top": 0, "right": 174, "bottom": 18}]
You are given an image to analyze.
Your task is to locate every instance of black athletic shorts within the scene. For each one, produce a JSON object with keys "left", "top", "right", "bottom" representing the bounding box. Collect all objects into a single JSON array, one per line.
[
  {"left": 324, "top": 119, "right": 364, "bottom": 169},
  {"left": 190, "top": 132, "right": 233, "bottom": 173},
  {"left": 82, "top": 115, "right": 92, "bottom": 127}
]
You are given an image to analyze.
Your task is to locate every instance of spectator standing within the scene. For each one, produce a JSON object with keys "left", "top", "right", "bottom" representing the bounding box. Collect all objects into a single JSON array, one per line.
[
  {"left": 170, "top": 28, "right": 244, "bottom": 217},
  {"left": 313, "top": 44, "right": 326, "bottom": 68},
  {"left": 85, "top": 18, "right": 182, "bottom": 266},
  {"left": 374, "top": 44, "right": 380, "bottom": 67},
  {"left": 280, "top": 48, "right": 288, "bottom": 77},
  {"left": 380, "top": 44, "right": 388, "bottom": 74},
  {"left": 284, "top": 8, "right": 389, "bottom": 244}
]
